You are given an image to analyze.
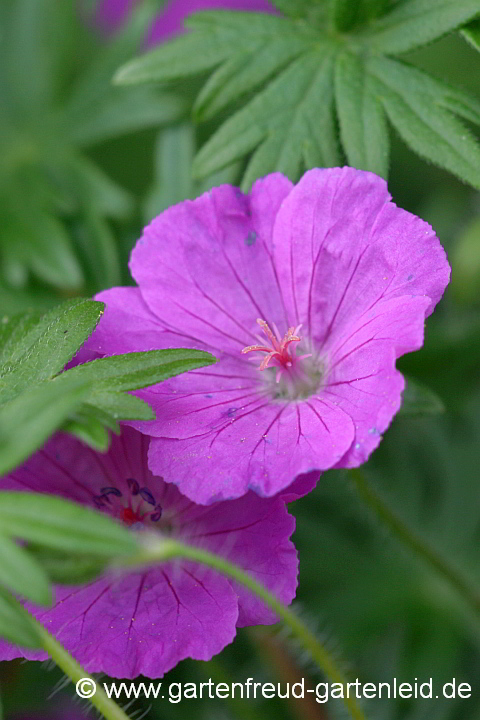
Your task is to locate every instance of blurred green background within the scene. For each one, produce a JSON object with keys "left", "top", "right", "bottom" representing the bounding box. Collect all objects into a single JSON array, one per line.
[{"left": 0, "top": 1, "right": 479, "bottom": 719}]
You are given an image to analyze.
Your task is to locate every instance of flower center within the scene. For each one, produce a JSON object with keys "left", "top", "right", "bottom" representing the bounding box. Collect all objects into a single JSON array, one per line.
[
  {"left": 93, "top": 478, "right": 163, "bottom": 528},
  {"left": 242, "top": 319, "right": 324, "bottom": 400}
]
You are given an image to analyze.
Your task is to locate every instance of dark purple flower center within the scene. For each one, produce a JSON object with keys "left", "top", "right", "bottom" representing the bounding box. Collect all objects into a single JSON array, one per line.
[{"left": 93, "top": 478, "right": 163, "bottom": 527}]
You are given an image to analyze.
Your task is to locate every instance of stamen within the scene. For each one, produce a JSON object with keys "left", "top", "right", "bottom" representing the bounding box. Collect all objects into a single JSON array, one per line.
[
  {"left": 127, "top": 478, "right": 140, "bottom": 495},
  {"left": 139, "top": 488, "right": 156, "bottom": 506},
  {"left": 150, "top": 504, "right": 163, "bottom": 522},
  {"left": 93, "top": 479, "right": 163, "bottom": 529},
  {"left": 242, "top": 318, "right": 301, "bottom": 372},
  {"left": 100, "top": 486, "right": 122, "bottom": 497}
]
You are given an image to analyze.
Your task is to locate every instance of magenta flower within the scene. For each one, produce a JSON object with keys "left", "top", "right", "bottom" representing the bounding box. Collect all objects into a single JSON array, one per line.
[
  {"left": 0, "top": 427, "right": 298, "bottom": 678},
  {"left": 95, "top": 0, "right": 277, "bottom": 44},
  {"left": 88, "top": 167, "right": 450, "bottom": 505}
]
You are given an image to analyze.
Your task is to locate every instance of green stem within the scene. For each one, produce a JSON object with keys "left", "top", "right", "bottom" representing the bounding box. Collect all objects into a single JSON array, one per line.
[
  {"left": 349, "top": 468, "right": 480, "bottom": 615},
  {"left": 12, "top": 597, "right": 130, "bottom": 720},
  {"left": 120, "top": 537, "right": 367, "bottom": 720}
]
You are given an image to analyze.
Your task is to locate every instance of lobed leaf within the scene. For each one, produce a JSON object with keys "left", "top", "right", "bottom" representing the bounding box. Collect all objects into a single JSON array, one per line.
[
  {"left": 329, "top": 0, "right": 359, "bottom": 32},
  {"left": 63, "top": 347, "right": 217, "bottom": 393},
  {"left": 0, "top": 202, "right": 84, "bottom": 291},
  {"left": 66, "top": 87, "right": 185, "bottom": 147},
  {"left": 461, "top": 18, "right": 480, "bottom": 52},
  {"left": 0, "top": 533, "right": 52, "bottom": 606},
  {"left": 85, "top": 390, "right": 154, "bottom": 421},
  {"left": 335, "top": 52, "right": 390, "bottom": 178},
  {"left": 62, "top": 411, "right": 112, "bottom": 453},
  {"left": 0, "top": 492, "right": 137, "bottom": 557},
  {"left": 194, "top": 48, "right": 339, "bottom": 185},
  {"left": 0, "top": 378, "right": 89, "bottom": 475},
  {"left": 194, "top": 34, "right": 309, "bottom": 121},
  {"left": 26, "top": 546, "right": 107, "bottom": 586},
  {"left": 368, "top": 56, "right": 480, "bottom": 190},
  {"left": 0, "top": 587, "right": 41, "bottom": 649},
  {"left": 0, "top": 299, "right": 104, "bottom": 404},
  {"left": 114, "top": 30, "right": 233, "bottom": 85},
  {"left": 360, "top": 0, "right": 480, "bottom": 55}
]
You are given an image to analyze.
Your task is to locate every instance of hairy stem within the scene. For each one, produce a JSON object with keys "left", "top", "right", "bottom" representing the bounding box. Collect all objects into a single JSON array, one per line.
[
  {"left": 120, "top": 537, "right": 367, "bottom": 720},
  {"left": 349, "top": 468, "right": 480, "bottom": 615},
  {"left": 12, "top": 597, "right": 130, "bottom": 720}
]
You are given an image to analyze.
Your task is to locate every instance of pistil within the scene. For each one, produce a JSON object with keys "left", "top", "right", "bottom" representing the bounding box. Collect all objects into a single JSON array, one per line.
[{"left": 242, "top": 318, "right": 312, "bottom": 383}]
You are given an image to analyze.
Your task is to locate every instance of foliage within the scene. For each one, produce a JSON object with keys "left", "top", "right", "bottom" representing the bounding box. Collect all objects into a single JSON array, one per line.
[
  {"left": 0, "top": 299, "right": 216, "bottom": 470},
  {"left": 116, "top": 0, "right": 480, "bottom": 189},
  {"left": 0, "top": 0, "right": 184, "bottom": 311},
  {"left": 1, "top": 1, "right": 480, "bottom": 719}
]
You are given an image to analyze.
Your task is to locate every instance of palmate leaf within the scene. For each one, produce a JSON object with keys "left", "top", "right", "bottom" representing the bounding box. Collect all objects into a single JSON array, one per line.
[
  {"left": 0, "top": 533, "right": 52, "bottom": 606},
  {"left": 0, "top": 301, "right": 217, "bottom": 464},
  {"left": 0, "top": 299, "right": 103, "bottom": 404},
  {"left": 367, "top": 57, "right": 480, "bottom": 190},
  {"left": 461, "top": 17, "right": 480, "bottom": 52},
  {"left": 334, "top": 52, "right": 390, "bottom": 178},
  {"left": 0, "top": 0, "right": 183, "bottom": 302},
  {"left": 358, "top": 0, "right": 480, "bottom": 55},
  {"left": 116, "top": 6, "right": 480, "bottom": 190},
  {"left": 195, "top": 48, "right": 340, "bottom": 189},
  {"left": 0, "top": 492, "right": 136, "bottom": 557},
  {"left": 0, "top": 377, "right": 90, "bottom": 476},
  {"left": 0, "top": 587, "right": 41, "bottom": 649}
]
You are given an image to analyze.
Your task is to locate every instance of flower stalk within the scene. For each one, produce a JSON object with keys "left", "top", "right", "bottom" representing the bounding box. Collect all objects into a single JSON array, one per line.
[
  {"left": 118, "top": 537, "right": 367, "bottom": 720},
  {"left": 9, "top": 596, "right": 131, "bottom": 720},
  {"left": 349, "top": 468, "right": 480, "bottom": 616}
]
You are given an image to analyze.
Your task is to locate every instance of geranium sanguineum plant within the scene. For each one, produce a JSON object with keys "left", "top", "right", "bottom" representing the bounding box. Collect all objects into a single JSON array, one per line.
[
  {"left": 0, "top": 427, "right": 297, "bottom": 678},
  {"left": 95, "top": 0, "right": 277, "bottom": 43},
  {"left": 86, "top": 167, "right": 450, "bottom": 505}
]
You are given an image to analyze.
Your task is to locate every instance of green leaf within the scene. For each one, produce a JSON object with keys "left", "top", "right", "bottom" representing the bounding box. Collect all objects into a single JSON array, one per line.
[
  {"left": 329, "top": 0, "right": 359, "bottom": 32},
  {"left": 72, "top": 209, "right": 122, "bottom": 290},
  {"left": 115, "top": 10, "right": 305, "bottom": 86},
  {"left": 334, "top": 52, "right": 390, "bottom": 178},
  {"left": 368, "top": 56, "right": 480, "bottom": 190},
  {"left": 0, "top": 311, "right": 42, "bottom": 367},
  {"left": 0, "top": 587, "right": 41, "bottom": 648},
  {"left": 195, "top": 49, "right": 340, "bottom": 186},
  {"left": 368, "top": 57, "right": 480, "bottom": 126},
  {"left": 144, "top": 124, "right": 197, "bottom": 219},
  {"left": 0, "top": 493, "right": 137, "bottom": 557},
  {"left": 400, "top": 377, "right": 445, "bottom": 416},
  {"left": 0, "top": 299, "right": 104, "bottom": 404},
  {"left": 63, "top": 393, "right": 152, "bottom": 451},
  {"left": 62, "top": 411, "right": 111, "bottom": 452},
  {"left": 86, "top": 391, "right": 154, "bottom": 421},
  {"left": 461, "top": 18, "right": 480, "bottom": 52},
  {"left": 0, "top": 202, "right": 84, "bottom": 290},
  {"left": 67, "top": 155, "right": 134, "bottom": 220},
  {"left": 114, "top": 29, "right": 233, "bottom": 85},
  {"left": 0, "top": 378, "right": 89, "bottom": 475},
  {"left": 144, "top": 124, "right": 240, "bottom": 221},
  {"left": 0, "top": 534, "right": 52, "bottom": 606},
  {"left": 361, "top": 0, "right": 480, "bottom": 54},
  {"left": 3, "top": 0, "right": 77, "bottom": 110},
  {"left": 450, "top": 216, "right": 480, "bottom": 303},
  {"left": 26, "top": 546, "right": 107, "bottom": 585},
  {"left": 66, "top": 87, "right": 185, "bottom": 147},
  {"left": 193, "top": 34, "right": 310, "bottom": 122},
  {"left": 269, "top": 0, "right": 313, "bottom": 16},
  {"left": 64, "top": 347, "right": 217, "bottom": 393}
]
